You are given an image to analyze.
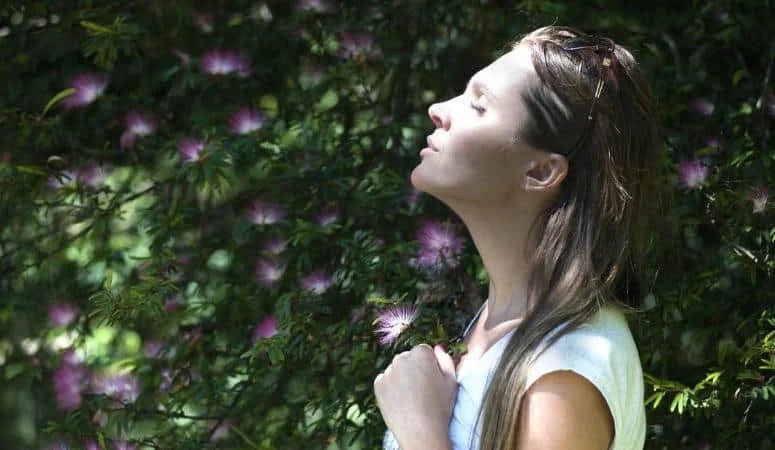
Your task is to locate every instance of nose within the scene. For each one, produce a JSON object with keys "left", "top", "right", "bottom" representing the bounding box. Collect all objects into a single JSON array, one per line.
[{"left": 428, "top": 102, "right": 450, "bottom": 130}]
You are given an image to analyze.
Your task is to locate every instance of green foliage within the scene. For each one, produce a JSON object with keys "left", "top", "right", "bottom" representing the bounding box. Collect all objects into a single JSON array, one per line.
[{"left": 0, "top": 1, "right": 773, "bottom": 449}]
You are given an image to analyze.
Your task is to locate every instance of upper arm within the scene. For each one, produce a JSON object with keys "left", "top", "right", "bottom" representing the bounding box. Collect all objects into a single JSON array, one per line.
[{"left": 515, "top": 370, "right": 614, "bottom": 450}]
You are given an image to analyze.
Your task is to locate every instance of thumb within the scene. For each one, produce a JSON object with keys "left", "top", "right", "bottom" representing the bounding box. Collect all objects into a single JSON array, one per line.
[{"left": 434, "top": 344, "right": 456, "bottom": 379}]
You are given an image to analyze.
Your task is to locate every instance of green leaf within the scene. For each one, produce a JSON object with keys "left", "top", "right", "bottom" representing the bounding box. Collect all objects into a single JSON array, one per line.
[
  {"left": 15, "top": 165, "right": 48, "bottom": 177},
  {"left": 42, "top": 88, "right": 76, "bottom": 116},
  {"left": 268, "top": 347, "right": 285, "bottom": 365}
]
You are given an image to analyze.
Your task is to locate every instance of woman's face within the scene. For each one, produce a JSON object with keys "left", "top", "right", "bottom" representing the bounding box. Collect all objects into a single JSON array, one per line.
[{"left": 411, "top": 45, "right": 543, "bottom": 206}]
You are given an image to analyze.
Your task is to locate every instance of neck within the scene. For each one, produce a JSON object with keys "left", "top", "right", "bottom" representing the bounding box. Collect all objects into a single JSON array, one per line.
[{"left": 449, "top": 198, "right": 542, "bottom": 330}]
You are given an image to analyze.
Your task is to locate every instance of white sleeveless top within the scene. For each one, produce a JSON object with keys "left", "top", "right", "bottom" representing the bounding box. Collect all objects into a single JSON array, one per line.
[{"left": 383, "top": 306, "right": 646, "bottom": 450}]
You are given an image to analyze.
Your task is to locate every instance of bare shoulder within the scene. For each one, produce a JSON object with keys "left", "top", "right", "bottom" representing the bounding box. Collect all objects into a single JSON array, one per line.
[{"left": 516, "top": 370, "right": 614, "bottom": 450}]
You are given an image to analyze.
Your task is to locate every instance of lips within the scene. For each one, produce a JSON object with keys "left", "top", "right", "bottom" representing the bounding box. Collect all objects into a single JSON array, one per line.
[{"left": 426, "top": 135, "right": 440, "bottom": 152}]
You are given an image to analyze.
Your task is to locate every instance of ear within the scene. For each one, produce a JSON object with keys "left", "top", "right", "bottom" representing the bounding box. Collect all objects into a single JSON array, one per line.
[{"left": 524, "top": 153, "right": 568, "bottom": 192}]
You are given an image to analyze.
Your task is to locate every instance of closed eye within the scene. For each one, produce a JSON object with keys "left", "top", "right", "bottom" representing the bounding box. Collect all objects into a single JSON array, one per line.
[{"left": 470, "top": 102, "right": 486, "bottom": 114}]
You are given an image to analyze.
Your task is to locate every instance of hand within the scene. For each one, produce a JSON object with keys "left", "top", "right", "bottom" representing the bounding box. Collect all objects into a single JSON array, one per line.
[{"left": 374, "top": 344, "right": 457, "bottom": 449}]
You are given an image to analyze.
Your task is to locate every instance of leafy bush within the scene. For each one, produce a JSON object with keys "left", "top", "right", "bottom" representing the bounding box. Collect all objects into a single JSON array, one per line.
[{"left": 0, "top": 1, "right": 772, "bottom": 449}]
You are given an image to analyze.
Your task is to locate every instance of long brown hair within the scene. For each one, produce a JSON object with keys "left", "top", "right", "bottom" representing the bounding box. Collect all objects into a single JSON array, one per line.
[{"left": 477, "top": 26, "right": 660, "bottom": 449}]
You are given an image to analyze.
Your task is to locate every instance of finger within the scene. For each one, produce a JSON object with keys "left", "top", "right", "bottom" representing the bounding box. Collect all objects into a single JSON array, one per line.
[{"left": 434, "top": 344, "right": 457, "bottom": 379}]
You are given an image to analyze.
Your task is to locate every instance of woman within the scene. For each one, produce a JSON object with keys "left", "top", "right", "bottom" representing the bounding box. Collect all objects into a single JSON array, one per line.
[{"left": 375, "top": 26, "right": 659, "bottom": 450}]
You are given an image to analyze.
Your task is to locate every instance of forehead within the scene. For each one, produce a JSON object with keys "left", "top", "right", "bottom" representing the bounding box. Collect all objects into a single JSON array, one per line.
[{"left": 471, "top": 45, "right": 535, "bottom": 100}]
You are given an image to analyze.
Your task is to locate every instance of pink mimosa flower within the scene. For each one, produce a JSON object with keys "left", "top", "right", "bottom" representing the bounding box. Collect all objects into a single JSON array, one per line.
[
  {"left": 374, "top": 304, "right": 419, "bottom": 346},
  {"left": 263, "top": 238, "right": 286, "bottom": 255},
  {"left": 295, "top": 0, "right": 335, "bottom": 13},
  {"left": 200, "top": 49, "right": 251, "bottom": 77},
  {"left": 62, "top": 72, "right": 108, "bottom": 109},
  {"left": 338, "top": 32, "right": 376, "bottom": 60},
  {"left": 414, "top": 220, "right": 464, "bottom": 268},
  {"left": 179, "top": 137, "right": 205, "bottom": 163},
  {"left": 53, "top": 358, "right": 89, "bottom": 411},
  {"left": 76, "top": 163, "right": 110, "bottom": 188},
  {"left": 229, "top": 107, "right": 266, "bottom": 134},
  {"left": 112, "top": 440, "right": 137, "bottom": 450},
  {"left": 300, "top": 270, "right": 333, "bottom": 294},
  {"left": 689, "top": 97, "right": 714, "bottom": 116},
  {"left": 678, "top": 158, "right": 710, "bottom": 189},
  {"left": 124, "top": 111, "right": 156, "bottom": 136},
  {"left": 246, "top": 199, "right": 286, "bottom": 224},
  {"left": 47, "top": 441, "right": 70, "bottom": 450},
  {"left": 315, "top": 205, "right": 339, "bottom": 226},
  {"left": 143, "top": 339, "right": 166, "bottom": 358},
  {"left": 91, "top": 372, "right": 140, "bottom": 405},
  {"left": 49, "top": 302, "right": 78, "bottom": 327},
  {"left": 254, "top": 257, "right": 285, "bottom": 286},
  {"left": 164, "top": 295, "right": 182, "bottom": 312},
  {"left": 210, "top": 420, "right": 231, "bottom": 441},
  {"left": 749, "top": 187, "right": 769, "bottom": 213},
  {"left": 120, "top": 111, "right": 156, "bottom": 150},
  {"left": 251, "top": 315, "right": 278, "bottom": 343},
  {"left": 193, "top": 11, "right": 214, "bottom": 33},
  {"left": 704, "top": 135, "right": 724, "bottom": 151}
]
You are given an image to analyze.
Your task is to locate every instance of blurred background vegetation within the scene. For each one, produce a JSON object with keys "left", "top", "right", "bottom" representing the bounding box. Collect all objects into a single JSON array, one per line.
[{"left": 0, "top": 0, "right": 773, "bottom": 449}]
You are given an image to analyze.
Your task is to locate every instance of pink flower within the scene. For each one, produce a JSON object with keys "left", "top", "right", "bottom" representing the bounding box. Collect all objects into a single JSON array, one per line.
[
  {"left": 689, "top": 98, "right": 714, "bottom": 116},
  {"left": 143, "top": 339, "right": 166, "bottom": 358},
  {"left": 210, "top": 420, "right": 231, "bottom": 441},
  {"left": 76, "top": 163, "right": 110, "bottom": 188},
  {"left": 200, "top": 49, "right": 251, "bottom": 77},
  {"left": 164, "top": 295, "right": 182, "bottom": 312},
  {"left": 246, "top": 199, "right": 286, "bottom": 224},
  {"left": 179, "top": 137, "right": 205, "bottom": 163},
  {"left": 749, "top": 187, "right": 769, "bottom": 213},
  {"left": 316, "top": 205, "right": 339, "bottom": 226},
  {"left": 414, "top": 220, "right": 464, "bottom": 268},
  {"left": 124, "top": 111, "right": 156, "bottom": 136},
  {"left": 338, "top": 32, "right": 377, "bottom": 60},
  {"left": 53, "top": 358, "right": 89, "bottom": 411},
  {"left": 112, "top": 440, "right": 137, "bottom": 450},
  {"left": 704, "top": 135, "right": 724, "bottom": 151},
  {"left": 192, "top": 11, "right": 213, "bottom": 33},
  {"left": 375, "top": 304, "right": 419, "bottom": 346},
  {"left": 300, "top": 270, "right": 333, "bottom": 294},
  {"left": 678, "top": 158, "right": 710, "bottom": 189},
  {"left": 252, "top": 315, "right": 278, "bottom": 343},
  {"left": 120, "top": 111, "right": 156, "bottom": 150},
  {"left": 263, "top": 238, "right": 286, "bottom": 255},
  {"left": 229, "top": 107, "right": 266, "bottom": 134},
  {"left": 91, "top": 372, "right": 140, "bottom": 405},
  {"left": 49, "top": 302, "right": 78, "bottom": 327},
  {"left": 295, "top": 0, "right": 335, "bottom": 13},
  {"left": 254, "top": 257, "right": 285, "bottom": 286},
  {"left": 62, "top": 72, "right": 108, "bottom": 109}
]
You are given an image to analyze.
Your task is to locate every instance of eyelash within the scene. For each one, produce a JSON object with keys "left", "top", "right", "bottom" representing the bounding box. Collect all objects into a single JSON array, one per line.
[{"left": 470, "top": 102, "right": 486, "bottom": 113}]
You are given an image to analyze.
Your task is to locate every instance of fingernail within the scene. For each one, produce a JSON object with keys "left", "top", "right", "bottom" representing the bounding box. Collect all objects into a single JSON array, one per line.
[{"left": 434, "top": 344, "right": 446, "bottom": 353}]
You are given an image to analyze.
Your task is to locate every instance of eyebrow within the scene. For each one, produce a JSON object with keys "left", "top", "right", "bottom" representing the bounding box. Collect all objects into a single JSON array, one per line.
[{"left": 467, "top": 78, "right": 498, "bottom": 102}]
